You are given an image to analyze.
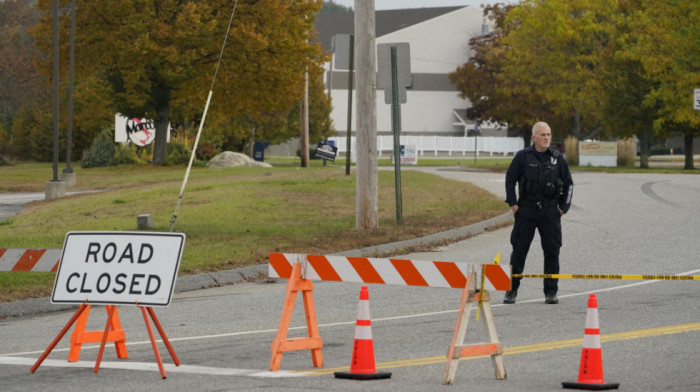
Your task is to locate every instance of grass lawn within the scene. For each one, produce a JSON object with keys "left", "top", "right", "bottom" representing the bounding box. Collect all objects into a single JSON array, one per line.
[{"left": 0, "top": 160, "right": 508, "bottom": 302}]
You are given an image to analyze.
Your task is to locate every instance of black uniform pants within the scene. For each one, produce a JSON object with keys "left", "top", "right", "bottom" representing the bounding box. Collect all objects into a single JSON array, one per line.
[{"left": 509, "top": 205, "right": 562, "bottom": 295}]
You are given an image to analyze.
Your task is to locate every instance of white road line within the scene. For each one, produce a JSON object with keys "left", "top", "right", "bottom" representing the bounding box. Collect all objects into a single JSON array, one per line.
[
  {"left": 3, "top": 268, "right": 698, "bottom": 374},
  {"left": 0, "top": 356, "right": 306, "bottom": 377}
]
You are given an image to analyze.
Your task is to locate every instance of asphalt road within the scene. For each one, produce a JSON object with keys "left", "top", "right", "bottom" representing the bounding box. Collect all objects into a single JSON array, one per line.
[{"left": 1, "top": 168, "right": 699, "bottom": 391}]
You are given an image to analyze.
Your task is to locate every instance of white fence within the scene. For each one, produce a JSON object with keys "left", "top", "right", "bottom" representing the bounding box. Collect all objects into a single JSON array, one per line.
[{"left": 327, "top": 135, "right": 524, "bottom": 157}]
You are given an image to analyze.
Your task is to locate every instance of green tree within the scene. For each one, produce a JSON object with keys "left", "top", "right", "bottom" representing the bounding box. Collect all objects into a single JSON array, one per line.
[
  {"left": 499, "top": 0, "right": 615, "bottom": 140},
  {"left": 33, "top": 0, "right": 327, "bottom": 165},
  {"left": 450, "top": 4, "right": 557, "bottom": 144},
  {"left": 321, "top": 1, "right": 352, "bottom": 13},
  {"left": 621, "top": 0, "right": 699, "bottom": 169},
  {"left": 0, "top": 0, "right": 45, "bottom": 147}
]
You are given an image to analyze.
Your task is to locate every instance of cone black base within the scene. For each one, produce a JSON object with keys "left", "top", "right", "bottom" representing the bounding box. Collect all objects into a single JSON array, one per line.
[
  {"left": 562, "top": 381, "right": 620, "bottom": 390},
  {"left": 334, "top": 371, "right": 392, "bottom": 380}
]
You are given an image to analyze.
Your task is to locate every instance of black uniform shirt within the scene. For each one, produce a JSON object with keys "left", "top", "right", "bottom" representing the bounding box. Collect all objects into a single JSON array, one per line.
[{"left": 505, "top": 145, "right": 574, "bottom": 214}]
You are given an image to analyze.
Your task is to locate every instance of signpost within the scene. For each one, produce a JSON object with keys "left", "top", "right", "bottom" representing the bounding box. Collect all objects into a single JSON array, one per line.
[
  {"left": 334, "top": 34, "right": 355, "bottom": 176},
  {"left": 378, "top": 43, "right": 411, "bottom": 224}
]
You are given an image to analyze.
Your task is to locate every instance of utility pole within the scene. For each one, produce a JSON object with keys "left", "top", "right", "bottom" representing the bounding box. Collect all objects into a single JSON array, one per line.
[
  {"left": 62, "top": 0, "right": 76, "bottom": 186},
  {"left": 300, "top": 69, "right": 310, "bottom": 167},
  {"left": 354, "top": 0, "right": 378, "bottom": 229},
  {"left": 45, "top": 0, "right": 66, "bottom": 200}
]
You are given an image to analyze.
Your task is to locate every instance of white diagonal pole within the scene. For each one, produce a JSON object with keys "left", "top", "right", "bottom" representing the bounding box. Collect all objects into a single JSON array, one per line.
[{"left": 170, "top": 1, "right": 239, "bottom": 232}]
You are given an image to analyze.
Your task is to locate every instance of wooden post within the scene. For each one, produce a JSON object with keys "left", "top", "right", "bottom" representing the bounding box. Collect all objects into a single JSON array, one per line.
[
  {"left": 301, "top": 69, "right": 310, "bottom": 167},
  {"left": 68, "top": 305, "right": 127, "bottom": 362},
  {"left": 354, "top": 0, "right": 378, "bottom": 229}
]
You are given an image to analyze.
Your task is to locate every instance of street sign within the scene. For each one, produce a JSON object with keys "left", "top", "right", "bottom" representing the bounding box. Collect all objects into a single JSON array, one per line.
[
  {"left": 694, "top": 88, "right": 700, "bottom": 110},
  {"left": 333, "top": 34, "right": 354, "bottom": 70},
  {"left": 377, "top": 43, "right": 411, "bottom": 104},
  {"left": 51, "top": 232, "right": 185, "bottom": 307},
  {"left": 314, "top": 142, "right": 338, "bottom": 162}
]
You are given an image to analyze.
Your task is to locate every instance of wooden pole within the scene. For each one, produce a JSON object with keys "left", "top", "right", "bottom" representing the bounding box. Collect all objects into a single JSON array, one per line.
[
  {"left": 301, "top": 69, "right": 310, "bottom": 167},
  {"left": 354, "top": 0, "right": 378, "bottom": 229}
]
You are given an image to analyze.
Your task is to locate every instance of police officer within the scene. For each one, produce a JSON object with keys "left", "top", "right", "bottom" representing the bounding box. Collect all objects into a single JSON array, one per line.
[{"left": 504, "top": 122, "right": 573, "bottom": 304}]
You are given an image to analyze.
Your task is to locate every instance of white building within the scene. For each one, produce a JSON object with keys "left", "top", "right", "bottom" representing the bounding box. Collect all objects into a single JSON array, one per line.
[
  {"left": 267, "top": 6, "right": 521, "bottom": 157},
  {"left": 318, "top": 6, "right": 500, "bottom": 137}
]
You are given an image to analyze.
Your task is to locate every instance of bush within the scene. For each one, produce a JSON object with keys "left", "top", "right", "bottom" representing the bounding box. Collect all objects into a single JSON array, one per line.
[
  {"left": 564, "top": 136, "right": 579, "bottom": 166},
  {"left": 81, "top": 128, "right": 116, "bottom": 168},
  {"left": 617, "top": 138, "right": 636, "bottom": 167},
  {"left": 650, "top": 144, "right": 670, "bottom": 155},
  {"left": 166, "top": 138, "right": 192, "bottom": 165},
  {"left": 196, "top": 142, "right": 219, "bottom": 161},
  {"left": 111, "top": 143, "right": 148, "bottom": 165}
]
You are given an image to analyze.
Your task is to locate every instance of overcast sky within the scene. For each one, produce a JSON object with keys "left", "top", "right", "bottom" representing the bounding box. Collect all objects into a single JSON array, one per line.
[{"left": 327, "top": 0, "right": 515, "bottom": 10}]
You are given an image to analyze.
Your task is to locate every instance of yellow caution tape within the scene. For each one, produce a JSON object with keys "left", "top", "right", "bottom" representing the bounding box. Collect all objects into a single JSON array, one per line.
[{"left": 512, "top": 274, "right": 700, "bottom": 281}]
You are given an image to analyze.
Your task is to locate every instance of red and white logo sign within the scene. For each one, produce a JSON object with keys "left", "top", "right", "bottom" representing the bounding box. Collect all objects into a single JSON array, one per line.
[{"left": 125, "top": 117, "right": 156, "bottom": 147}]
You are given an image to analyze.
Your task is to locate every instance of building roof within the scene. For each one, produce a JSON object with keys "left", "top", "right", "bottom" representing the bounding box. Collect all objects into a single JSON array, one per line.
[{"left": 314, "top": 7, "right": 465, "bottom": 52}]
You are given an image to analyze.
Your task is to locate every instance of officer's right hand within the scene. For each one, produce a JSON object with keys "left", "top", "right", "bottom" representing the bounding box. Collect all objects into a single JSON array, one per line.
[{"left": 511, "top": 205, "right": 518, "bottom": 214}]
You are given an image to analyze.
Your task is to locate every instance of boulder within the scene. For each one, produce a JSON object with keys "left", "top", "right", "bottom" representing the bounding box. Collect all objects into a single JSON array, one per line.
[{"left": 206, "top": 151, "right": 272, "bottom": 168}]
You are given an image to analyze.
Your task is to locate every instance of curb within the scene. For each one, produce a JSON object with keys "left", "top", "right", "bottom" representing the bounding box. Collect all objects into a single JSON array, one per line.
[{"left": 0, "top": 211, "right": 512, "bottom": 318}]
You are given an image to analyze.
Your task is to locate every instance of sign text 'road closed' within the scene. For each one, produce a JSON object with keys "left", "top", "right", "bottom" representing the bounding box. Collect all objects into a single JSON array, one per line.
[{"left": 52, "top": 232, "right": 185, "bottom": 307}]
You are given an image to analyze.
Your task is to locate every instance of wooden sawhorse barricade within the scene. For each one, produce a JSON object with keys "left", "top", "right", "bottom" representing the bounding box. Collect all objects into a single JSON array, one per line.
[
  {"left": 268, "top": 253, "right": 510, "bottom": 384},
  {"left": 443, "top": 270, "right": 506, "bottom": 384},
  {"left": 269, "top": 261, "right": 323, "bottom": 371},
  {"left": 31, "top": 302, "right": 180, "bottom": 379}
]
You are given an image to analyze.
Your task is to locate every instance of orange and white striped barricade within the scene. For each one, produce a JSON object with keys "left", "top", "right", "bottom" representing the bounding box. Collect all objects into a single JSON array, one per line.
[
  {"left": 269, "top": 253, "right": 510, "bottom": 291},
  {"left": 268, "top": 253, "right": 511, "bottom": 377},
  {"left": 0, "top": 248, "right": 61, "bottom": 272}
]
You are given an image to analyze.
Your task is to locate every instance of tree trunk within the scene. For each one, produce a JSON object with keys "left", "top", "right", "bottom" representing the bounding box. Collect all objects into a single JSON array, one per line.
[
  {"left": 637, "top": 129, "right": 650, "bottom": 169},
  {"left": 300, "top": 69, "right": 310, "bottom": 167},
  {"left": 684, "top": 133, "right": 694, "bottom": 170},
  {"left": 152, "top": 103, "right": 169, "bottom": 165},
  {"left": 248, "top": 126, "right": 256, "bottom": 158},
  {"left": 570, "top": 109, "right": 581, "bottom": 139}
]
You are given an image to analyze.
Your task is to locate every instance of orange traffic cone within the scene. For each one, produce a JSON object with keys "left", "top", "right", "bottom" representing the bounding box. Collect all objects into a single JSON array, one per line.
[
  {"left": 562, "top": 294, "right": 619, "bottom": 390},
  {"left": 334, "top": 286, "right": 391, "bottom": 380}
]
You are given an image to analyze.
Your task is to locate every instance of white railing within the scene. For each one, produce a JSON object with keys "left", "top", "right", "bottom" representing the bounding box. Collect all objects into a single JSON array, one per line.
[{"left": 328, "top": 135, "right": 524, "bottom": 157}]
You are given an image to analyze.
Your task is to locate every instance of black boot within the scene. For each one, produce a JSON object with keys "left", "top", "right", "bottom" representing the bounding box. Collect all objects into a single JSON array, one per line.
[{"left": 503, "top": 290, "right": 517, "bottom": 304}]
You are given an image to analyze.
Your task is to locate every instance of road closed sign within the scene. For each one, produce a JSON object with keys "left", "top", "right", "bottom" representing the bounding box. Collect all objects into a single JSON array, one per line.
[{"left": 52, "top": 232, "right": 185, "bottom": 307}]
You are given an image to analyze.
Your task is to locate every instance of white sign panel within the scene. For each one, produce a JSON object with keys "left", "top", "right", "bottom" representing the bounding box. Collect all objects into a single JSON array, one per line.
[
  {"left": 114, "top": 114, "right": 171, "bottom": 146},
  {"left": 52, "top": 232, "right": 185, "bottom": 307},
  {"left": 579, "top": 141, "right": 618, "bottom": 167},
  {"left": 392, "top": 145, "right": 417, "bottom": 165},
  {"left": 695, "top": 88, "right": 700, "bottom": 110}
]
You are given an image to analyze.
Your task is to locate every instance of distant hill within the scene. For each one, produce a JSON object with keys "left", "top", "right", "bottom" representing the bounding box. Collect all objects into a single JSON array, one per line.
[{"left": 321, "top": 0, "right": 352, "bottom": 13}]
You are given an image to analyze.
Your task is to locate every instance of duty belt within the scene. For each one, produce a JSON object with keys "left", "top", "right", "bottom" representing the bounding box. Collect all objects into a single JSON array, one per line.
[{"left": 518, "top": 199, "right": 558, "bottom": 210}]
